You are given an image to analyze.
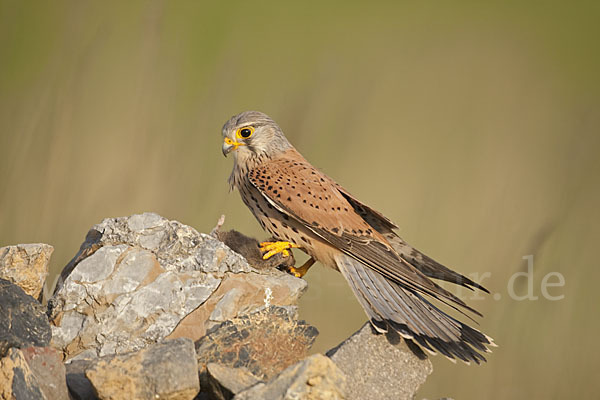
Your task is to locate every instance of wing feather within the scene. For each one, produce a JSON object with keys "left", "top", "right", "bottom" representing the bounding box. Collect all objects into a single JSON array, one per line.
[
  {"left": 246, "top": 149, "right": 481, "bottom": 315},
  {"left": 336, "top": 184, "right": 489, "bottom": 292}
]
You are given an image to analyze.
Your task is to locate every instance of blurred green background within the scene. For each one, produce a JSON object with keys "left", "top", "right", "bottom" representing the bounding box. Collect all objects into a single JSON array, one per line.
[{"left": 1, "top": 1, "right": 598, "bottom": 398}]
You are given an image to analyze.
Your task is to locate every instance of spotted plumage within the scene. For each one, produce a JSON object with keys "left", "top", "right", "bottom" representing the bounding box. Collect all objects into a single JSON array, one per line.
[{"left": 222, "top": 111, "right": 495, "bottom": 364}]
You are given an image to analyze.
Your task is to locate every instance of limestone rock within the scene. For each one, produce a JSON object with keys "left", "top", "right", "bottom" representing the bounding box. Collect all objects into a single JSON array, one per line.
[
  {"left": 172, "top": 270, "right": 306, "bottom": 341},
  {"left": 0, "top": 243, "right": 53, "bottom": 300},
  {"left": 204, "top": 363, "right": 261, "bottom": 400},
  {"left": 234, "top": 354, "right": 346, "bottom": 400},
  {"left": 196, "top": 307, "right": 318, "bottom": 381},
  {"left": 20, "top": 346, "right": 69, "bottom": 399},
  {"left": 0, "top": 279, "right": 51, "bottom": 357},
  {"left": 48, "top": 213, "right": 306, "bottom": 361},
  {"left": 326, "top": 322, "right": 433, "bottom": 400},
  {"left": 85, "top": 338, "right": 199, "bottom": 400}
]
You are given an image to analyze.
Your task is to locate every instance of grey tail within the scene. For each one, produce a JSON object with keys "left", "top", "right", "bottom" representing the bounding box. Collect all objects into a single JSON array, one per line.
[{"left": 335, "top": 254, "right": 495, "bottom": 364}]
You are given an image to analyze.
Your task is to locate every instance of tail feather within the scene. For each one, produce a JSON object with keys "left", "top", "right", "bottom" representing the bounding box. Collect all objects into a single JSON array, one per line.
[
  {"left": 336, "top": 253, "right": 493, "bottom": 364},
  {"left": 336, "top": 185, "right": 489, "bottom": 293}
]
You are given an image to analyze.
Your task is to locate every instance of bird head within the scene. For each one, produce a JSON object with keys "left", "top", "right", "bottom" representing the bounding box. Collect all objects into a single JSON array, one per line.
[{"left": 221, "top": 111, "right": 292, "bottom": 162}]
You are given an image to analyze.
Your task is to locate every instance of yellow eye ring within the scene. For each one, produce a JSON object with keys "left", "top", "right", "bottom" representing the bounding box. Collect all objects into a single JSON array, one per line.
[{"left": 236, "top": 126, "right": 254, "bottom": 139}]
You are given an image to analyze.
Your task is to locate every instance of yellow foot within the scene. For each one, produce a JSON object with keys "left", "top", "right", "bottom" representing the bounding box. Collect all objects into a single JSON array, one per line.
[
  {"left": 260, "top": 241, "right": 299, "bottom": 260},
  {"left": 287, "top": 257, "right": 316, "bottom": 278}
]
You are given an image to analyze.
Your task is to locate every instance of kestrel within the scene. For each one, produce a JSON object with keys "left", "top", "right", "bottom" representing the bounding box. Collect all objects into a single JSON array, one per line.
[{"left": 222, "top": 111, "right": 495, "bottom": 364}]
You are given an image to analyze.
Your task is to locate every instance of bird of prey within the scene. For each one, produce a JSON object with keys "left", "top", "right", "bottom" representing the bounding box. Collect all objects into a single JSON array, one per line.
[{"left": 221, "top": 111, "right": 495, "bottom": 364}]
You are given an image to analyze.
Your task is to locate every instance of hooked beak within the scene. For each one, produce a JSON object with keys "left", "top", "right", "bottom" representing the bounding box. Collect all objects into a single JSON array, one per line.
[{"left": 222, "top": 137, "right": 244, "bottom": 157}]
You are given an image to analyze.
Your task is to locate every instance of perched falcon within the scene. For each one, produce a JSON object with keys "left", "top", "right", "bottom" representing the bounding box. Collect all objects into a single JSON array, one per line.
[{"left": 221, "top": 111, "right": 495, "bottom": 364}]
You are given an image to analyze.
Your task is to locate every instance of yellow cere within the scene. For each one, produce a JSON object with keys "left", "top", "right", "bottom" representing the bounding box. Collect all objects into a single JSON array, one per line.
[{"left": 224, "top": 136, "right": 245, "bottom": 149}]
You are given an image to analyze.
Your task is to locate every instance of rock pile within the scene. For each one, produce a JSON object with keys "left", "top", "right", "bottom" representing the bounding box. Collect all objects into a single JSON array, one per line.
[{"left": 0, "top": 213, "right": 432, "bottom": 399}]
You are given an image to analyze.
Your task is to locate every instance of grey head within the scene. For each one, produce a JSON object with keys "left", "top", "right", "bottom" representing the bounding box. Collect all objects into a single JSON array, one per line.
[{"left": 221, "top": 111, "right": 293, "bottom": 163}]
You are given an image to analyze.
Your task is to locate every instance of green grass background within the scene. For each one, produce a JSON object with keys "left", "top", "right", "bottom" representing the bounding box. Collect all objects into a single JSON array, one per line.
[{"left": 1, "top": 1, "right": 599, "bottom": 398}]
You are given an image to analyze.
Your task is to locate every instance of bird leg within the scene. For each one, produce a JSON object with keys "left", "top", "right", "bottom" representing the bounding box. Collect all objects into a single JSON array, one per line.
[
  {"left": 287, "top": 257, "right": 316, "bottom": 278},
  {"left": 260, "top": 241, "right": 299, "bottom": 260}
]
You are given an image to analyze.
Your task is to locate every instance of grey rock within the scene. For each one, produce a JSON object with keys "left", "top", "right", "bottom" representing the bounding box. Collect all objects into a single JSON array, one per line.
[
  {"left": 0, "top": 279, "right": 51, "bottom": 357},
  {"left": 85, "top": 338, "right": 199, "bottom": 400},
  {"left": 204, "top": 363, "right": 261, "bottom": 400},
  {"left": 20, "top": 346, "right": 69, "bottom": 400},
  {"left": 65, "top": 359, "right": 98, "bottom": 400},
  {"left": 326, "top": 322, "right": 433, "bottom": 400},
  {"left": 234, "top": 354, "right": 346, "bottom": 400},
  {"left": 52, "top": 213, "right": 251, "bottom": 296},
  {"left": 196, "top": 307, "right": 318, "bottom": 381},
  {"left": 0, "top": 243, "right": 53, "bottom": 300},
  {"left": 167, "top": 270, "right": 306, "bottom": 350},
  {"left": 49, "top": 243, "right": 220, "bottom": 360},
  {"left": 204, "top": 272, "right": 306, "bottom": 332},
  {"left": 49, "top": 213, "right": 306, "bottom": 361}
]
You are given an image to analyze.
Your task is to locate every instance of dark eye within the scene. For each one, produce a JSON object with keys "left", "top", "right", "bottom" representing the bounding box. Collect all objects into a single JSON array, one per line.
[{"left": 236, "top": 126, "right": 254, "bottom": 139}]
